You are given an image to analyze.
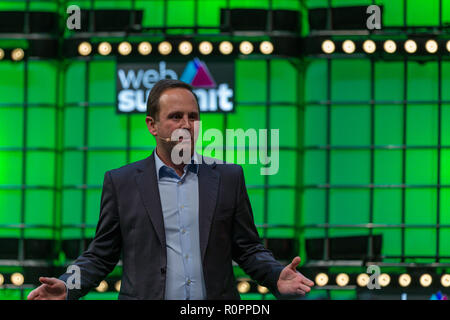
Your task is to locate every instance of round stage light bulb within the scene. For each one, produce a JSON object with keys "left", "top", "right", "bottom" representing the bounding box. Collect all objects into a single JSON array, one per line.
[
  {"left": 98, "top": 42, "right": 112, "bottom": 56},
  {"left": 219, "top": 41, "right": 233, "bottom": 55},
  {"left": 0, "top": 274, "right": 4, "bottom": 286},
  {"left": 0, "top": 48, "right": 4, "bottom": 60},
  {"left": 237, "top": 280, "right": 250, "bottom": 293},
  {"left": 199, "top": 41, "right": 213, "bottom": 55},
  {"left": 115, "top": 280, "right": 121, "bottom": 292},
  {"left": 363, "top": 40, "right": 376, "bottom": 54},
  {"left": 425, "top": 40, "right": 438, "bottom": 53},
  {"left": 398, "top": 274, "right": 411, "bottom": 287},
  {"left": 315, "top": 273, "right": 329, "bottom": 287},
  {"left": 118, "top": 42, "right": 132, "bottom": 56},
  {"left": 78, "top": 42, "right": 92, "bottom": 56},
  {"left": 440, "top": 274, "right": 450, "bottom": 287},
  {"left": 383, "top": 40, "right": 396, "bottom": 53},
  {"left": 158, "top": 41, "right": 172, "bottom": 55},
  {"left": 178, "top": 41, "right": 193, "bottom": 55},
  {"left": 357, "top": 273, "right": 370, "bottom": 287},
  {"left": 379, "top": 273, "right": 390, "bottom": 287},
  {"left": 447, "top": 40, "right": 450, "bottom": 53},
  {"left": 404, "top": 40, "right": 417, "bottom": 54},
  {"left": 96, "top": 280, "right": 108, "bottom": 292},
  {"left": 420, "top": 274, "right": 432, "bottom": 287},
  {"left": 11, "top": 48, "right": 24, "bottom": 61},
  {"left": 336, "top": 273, "right": 349, "bottom": 287},
  {"left": 260, "top": 41, "right": 274, "bottom": 55},
  {"left": 138, "top": 42, "right": 152, "bottom": 55},
  {"left": 257, "top": 285, "right": 269, "bottom": 294},
  {"left": 321, "top": 40, "right": 335, "bottom": 54},
  {"left": 239, "top": 41, "right": 253, "bottom": 55},
  {"left": 11, "top": 273, "right": 24, "bottom": 286},
  {"left": 342, "top": 40, "right": 356, "bottom": 54}
]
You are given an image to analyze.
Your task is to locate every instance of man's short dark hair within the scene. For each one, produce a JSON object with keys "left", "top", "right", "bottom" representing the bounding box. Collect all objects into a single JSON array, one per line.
[{"left": 146, "top": 79, "right": 199, "bottom": 120}]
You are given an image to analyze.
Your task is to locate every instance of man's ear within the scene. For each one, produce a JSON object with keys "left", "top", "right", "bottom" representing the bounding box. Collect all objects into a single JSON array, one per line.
[{"left": 145, "top": 116, "right": 157, "bottom": 137}]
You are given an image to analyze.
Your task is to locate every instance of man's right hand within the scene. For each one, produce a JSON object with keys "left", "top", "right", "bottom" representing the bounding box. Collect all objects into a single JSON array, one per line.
[{"left": 27, "top": 277, "right": 67, "bottom": 300}]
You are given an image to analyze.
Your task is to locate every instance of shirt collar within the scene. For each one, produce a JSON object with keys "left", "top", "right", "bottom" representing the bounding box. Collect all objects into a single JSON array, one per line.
[{"left": 154, "top": 148, "right": 199, "bottom": 180}]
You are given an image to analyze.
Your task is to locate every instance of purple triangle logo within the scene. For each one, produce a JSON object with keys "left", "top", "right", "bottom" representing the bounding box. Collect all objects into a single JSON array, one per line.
[{"left": 181, "top": 58, "right": 216, "bottom": 88}]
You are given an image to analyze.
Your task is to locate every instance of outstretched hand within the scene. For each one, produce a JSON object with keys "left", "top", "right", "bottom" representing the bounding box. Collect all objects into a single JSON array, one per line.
[
  {"left": 277, "top": 256, "right": 314, "bottom": 296},
  {"left": 27, "top": 277, "right": 67, "bottom": 300}
]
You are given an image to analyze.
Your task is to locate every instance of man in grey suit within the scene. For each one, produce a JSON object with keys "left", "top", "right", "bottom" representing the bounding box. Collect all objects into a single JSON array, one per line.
[{"left": 27, "top": 79, "right": 314, "bottom": 300}]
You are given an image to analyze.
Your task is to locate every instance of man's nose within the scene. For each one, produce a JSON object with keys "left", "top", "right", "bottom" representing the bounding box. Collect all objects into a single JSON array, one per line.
[{"left": 180, "top": 116, "right": 191, "bottom": 129}]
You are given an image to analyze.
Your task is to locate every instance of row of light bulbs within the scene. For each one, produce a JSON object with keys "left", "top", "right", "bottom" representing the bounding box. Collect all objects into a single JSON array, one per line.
[
  {"left": 0, "top": 48, "right": 25, "bottom": 61},
  {"left": 78, "top": 40, "right": 274, "bottom": 56},
  {"left": 322, "top": 39, "right": 450, "bottom": 54},
  {"left": 315, "top": 272, "right": 450, "bottom": 288}
]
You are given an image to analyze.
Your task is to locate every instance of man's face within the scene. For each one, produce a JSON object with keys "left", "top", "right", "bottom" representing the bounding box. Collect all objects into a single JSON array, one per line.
[{"left": 146, "top": 87, "right": 200, "bottom": 157}]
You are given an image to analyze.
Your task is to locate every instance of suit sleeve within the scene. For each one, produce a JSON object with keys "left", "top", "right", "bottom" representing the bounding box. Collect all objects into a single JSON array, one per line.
[
  {"left": 59, "top": 170, "right": 122, "bottom": 300},
  {"left": 231, "top": 166, "right": 285, "bottom": 298}
]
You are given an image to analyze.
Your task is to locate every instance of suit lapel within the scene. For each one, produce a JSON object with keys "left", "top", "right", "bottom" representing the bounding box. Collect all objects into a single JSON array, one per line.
[
  {"left": 198, "top": 157, "right": 220, "bottom": 262},
  {"left": 135, "top": 152, "right": 166, "bottom": 247}
]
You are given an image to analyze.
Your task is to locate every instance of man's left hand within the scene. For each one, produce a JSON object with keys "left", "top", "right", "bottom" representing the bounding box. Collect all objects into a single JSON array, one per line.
[{"left": 277, "top": 256, "right": 314, "bottom": 296}]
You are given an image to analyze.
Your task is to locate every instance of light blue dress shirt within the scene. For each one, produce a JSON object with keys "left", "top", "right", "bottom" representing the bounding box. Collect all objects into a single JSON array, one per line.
[{"left": 154, "top": 150, "right": 206, "bottom": 300}]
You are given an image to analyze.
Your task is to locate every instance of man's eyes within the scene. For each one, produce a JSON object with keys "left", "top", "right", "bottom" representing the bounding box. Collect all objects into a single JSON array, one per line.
[{"left": 170, "top": 114, "right": 198, "bottom": 119}]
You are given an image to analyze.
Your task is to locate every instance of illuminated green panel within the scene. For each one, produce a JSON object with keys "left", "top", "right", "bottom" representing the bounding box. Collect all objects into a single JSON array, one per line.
[
  {"left": 331, "top": 60, "right": 370, "bottom": 102},
  {"left": 303, "top": 150, "right": 326, "bottom": 184},
  {"left": 304, "top": 105, "right": 327, "bottom": 146},
  {"left": 0, "top": 190, "right": 21, "bottom": 237},
  {"left": 407, "top": 0, "right": 439, "bottom": 26},
  {"left": 89, "top": 60, "right": 115, "bottom": 104},
  {"left": 375, "top": 105, "right": 403, "bottom": 145},
  {"left": 331, "top": 105, "right": 370, "bottom": 146},
  {"left": 87, "top": 151, "right": 127, "bottom": 185},
  {"left": 375, "top": 61, "right": 404, "bottom": 101},
  {"left": 130, "top": 113, "right": 156, "bottom": 148},
  {"left": 235, "top": 60, "right": 267, "bottom": 103},
  {"left": 27, "top": 108, "right": 55, "bottom": 148},
  {"left": 407, "top": 62, "right": 438, "bottom": 101},
  {"left": 0, "top": 152, "right": 22, "bottom": 185},
  {"left": 270, "top": 105, "right": 298, "bottom": 148},
  {"left": 136, "top": 0, "right": 164, "bottom": 28},
  {"left": 230, "top": 0, "right": 269, "bottom": 9},
  {"left": 330, "top": 150, "right": 370, "bottom": 184},
  {"left": 61, "top": 190, "right": 83, "bottom": 239},
  {"left": 24, "top": 190, "right": 53, "bottom": 238},
  {"left": 406, "top": 150, "right": 437, "bottom": 185},
  {"left": 0, "top": 62, "right": 24, "bottom": 104},
  {"left": 62, "top": 151, "right": 84, "bottom": 185},
  {"left": 405, "top": 189, "right": 437, "bottom": 225},
  {"left": 268, "top": 150, "right": 296, "bottom": 186},
  {"left": 0, "top": 108, "right": 23, "bottom": 147},
  {"left": 304, "top": 60, "right": 327, "bottom": 102},
  {"left": 267, "top": 189, "right": 295, "bottom": 238},
  {"left": 197, "top": 0, "right": 226, "bottom": 26},
  {"left": 167, "top": 0, "right": 195, "bottom": 27},
  {"left": 301, "top": 189, "right": 326, "bottom": 238},
  {"left": 374, "top": 150, "right": 402, "bottom": 184},
  {"left": 26, "top": 151, "right": 55, "bottom": 186},
  {"left": 28, "top": 61, "right": 57, "bottom": 105},
  {"left": 88, "top": 107, "right": 127, "bottom": 148},
  {"left": 65, "top": 61, "right": 86, "bottom": 105},
  {"left": 270, "top": 60, "right": 298, "bottom": 103}
]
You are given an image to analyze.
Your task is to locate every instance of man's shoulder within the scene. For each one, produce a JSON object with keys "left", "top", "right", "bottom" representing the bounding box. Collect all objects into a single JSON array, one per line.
[{"left": 107, "top": 156, "right": 150, "bottom": 178}]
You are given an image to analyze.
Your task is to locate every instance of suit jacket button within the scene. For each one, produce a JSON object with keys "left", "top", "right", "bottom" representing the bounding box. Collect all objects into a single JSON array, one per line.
[{"left": 161, "top": 267, "right": 166, "bottom": 274}]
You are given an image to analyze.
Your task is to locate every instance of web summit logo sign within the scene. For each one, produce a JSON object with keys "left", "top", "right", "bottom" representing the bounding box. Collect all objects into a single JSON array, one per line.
[{"left": 116, "top": 58, "right": 235, "bottom": 113}]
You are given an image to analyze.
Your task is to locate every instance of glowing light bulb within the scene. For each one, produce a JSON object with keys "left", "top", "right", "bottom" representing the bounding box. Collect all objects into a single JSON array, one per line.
[
  {"left": 0, "top": 273, "right": 4, "bottom": 286},
  {"left": 260, "top": 41, "right": 274, "bottom": 54},
  {"left": 315, "top": 273, "right": 329, "bottom": 287},
  {"left": 118, "top": 42, "right": 132, "bottom": 56},
  {"left": 98, "top": 42, "right": 112, "bottom": 56},
  {"left": 446, "top": 40, "right": 450, "bottom": 53},
  {"left": 0, "top": 48, "right": 4, "bottom": 60},
  {"left": 379, "top": 273, "right": 390, "bottom": 287},
  {"left": 363, "top": 40, "right": 376, "bottom": 54},
  {"left": 404, "top": 40, "right": 417, "bottom": 54},
  {"left": 78, "top": 42, "right": 92, "bottom": 56},
  {"left": 178, "top": 41, "right": 193, "bottom": 55},
  {"left": 357, "top": 273, "right": 370, "bottom": 287},
  {"left": 440, "top": 274, "right": 450, "bottom": 287},
  {"left": 342, "top": 40, "right": 356, "bottom": 54},
  {"left": 115, "top": 280, "right": 121, "bottom": 292},
  {"left": 138, "top": 42, "right": 152, "bottom": 55},
  {"left": 219, "top": 41, "right": 233, "bottom": 55},
  {"left": 257, "top": 285, "right": 269, "bottom": 294},
  {"left": 158, "top": 41, "right": 172, "bottom": 55},
  {"left": 237, "top": 281, "right": 250, "bottom": 293},
  {"left": 11, "top": 273, "right": 24, "bottom": 286},
  {"left": 420, "top": 274, "right": 432, "bottom": 287},
  {"left": 384, "top": 40, "right": 396, "bottom": 53},
  {"left": 425, "top": 40, "right": 438, "bottom": 53},
  {"left": 399, "top": 274, "right": 411, "bottom": 287},
  {"left": 239, "top": 41, "right": 253, "bottom": 55},
  {"left": 199, "top": 41, "right": 213, "bottom": 55},
  {"left": 321, "top": 40, "right": 335, "bottom": 54},
  {"left": 96, "top": 280, "right": 108, "bottom": 292},
  {"left": 336, "top": 273, "right": 349, "bottom": 287}
]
